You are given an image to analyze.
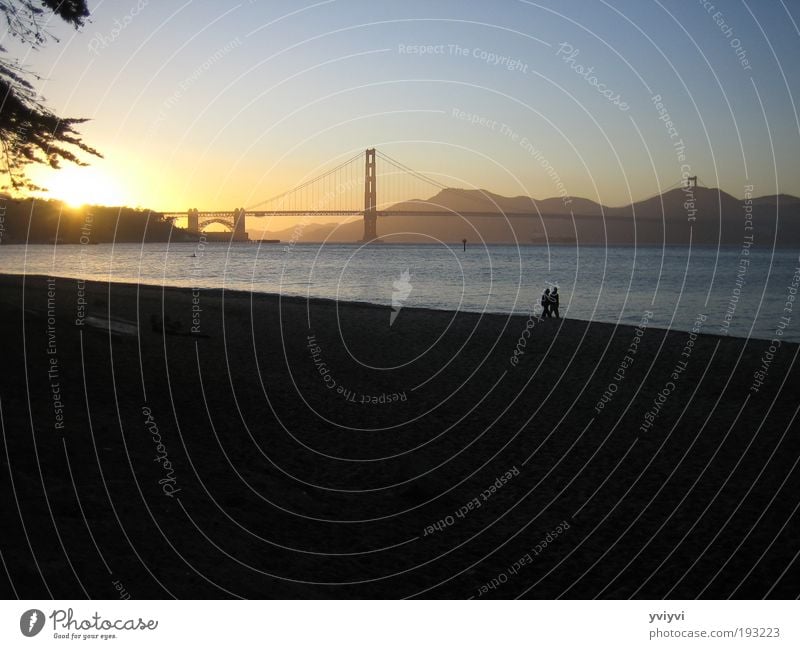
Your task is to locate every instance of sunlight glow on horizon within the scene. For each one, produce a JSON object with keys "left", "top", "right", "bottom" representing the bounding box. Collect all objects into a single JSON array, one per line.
[{"left": 32, "top": 165, "right": 133, "bottom": 209}]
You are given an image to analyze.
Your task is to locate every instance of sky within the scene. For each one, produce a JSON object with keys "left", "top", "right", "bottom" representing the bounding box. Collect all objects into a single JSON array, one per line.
[{"left": 4, "top": 0, "right": 800, "bottom": 231}]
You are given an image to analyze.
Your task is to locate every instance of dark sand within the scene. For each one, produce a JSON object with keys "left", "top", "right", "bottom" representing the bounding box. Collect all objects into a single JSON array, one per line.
[{"left": 0, "top": 273, "right": 798, "bottom": 599}]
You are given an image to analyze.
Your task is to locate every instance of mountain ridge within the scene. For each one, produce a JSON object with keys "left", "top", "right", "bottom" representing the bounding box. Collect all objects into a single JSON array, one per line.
[{"left": 258, "top": 186, "right": 800, "bottom": 245}]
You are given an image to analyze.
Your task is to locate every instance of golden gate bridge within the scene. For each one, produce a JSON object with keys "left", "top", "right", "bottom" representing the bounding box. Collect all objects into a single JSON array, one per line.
[{"left": 160, "top": 148, "right": 537, "bottom": 242}]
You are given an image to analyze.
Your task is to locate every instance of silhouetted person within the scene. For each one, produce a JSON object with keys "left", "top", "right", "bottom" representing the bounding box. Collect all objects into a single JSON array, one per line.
[
  {"left": 541, "top": 288, "right": 551, "bottom": 318},
  {"left": 549, "top": 287, "right": 560, "bottom": 319}
]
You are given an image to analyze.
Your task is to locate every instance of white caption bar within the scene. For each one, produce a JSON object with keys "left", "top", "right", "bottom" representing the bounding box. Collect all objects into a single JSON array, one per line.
[{"left": 0, "top": 600, "right": 796, "bottom": 648}]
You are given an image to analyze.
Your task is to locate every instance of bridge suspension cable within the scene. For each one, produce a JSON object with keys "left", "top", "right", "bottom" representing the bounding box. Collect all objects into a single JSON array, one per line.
[
  {"left": 376, "top": 151, "right": 451, "bottom": 192},
  {"left": 376, "top": 150, "right": 504, "bottom": 212},
  {"left": 243, "top": 148, "right": 469, "bottom": 215},
  {"left": 245, "top": 151, "right": 364, "bottom": 212}
]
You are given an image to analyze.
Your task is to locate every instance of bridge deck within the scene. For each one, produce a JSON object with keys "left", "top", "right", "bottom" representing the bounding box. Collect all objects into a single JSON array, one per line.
[{"left": 161, "top": 210, "right": 557, "bottom": 218}]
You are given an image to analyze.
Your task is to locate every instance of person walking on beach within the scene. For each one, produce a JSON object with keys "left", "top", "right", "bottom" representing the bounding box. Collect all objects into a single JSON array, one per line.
[
  {"left": 549, "top": 287, "right": 560, "bottom": 319},
  {"left": 541, "top": 288, "right": 551, "bottom": 318}
]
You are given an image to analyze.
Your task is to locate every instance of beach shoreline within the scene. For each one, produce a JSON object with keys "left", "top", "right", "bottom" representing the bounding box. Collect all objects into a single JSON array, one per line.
[
  {"left": 1, "top": 272, "right": 798, "bottom": 598},
  {"left": 0, "top": 270, "right": 779, "bottom": 345}
]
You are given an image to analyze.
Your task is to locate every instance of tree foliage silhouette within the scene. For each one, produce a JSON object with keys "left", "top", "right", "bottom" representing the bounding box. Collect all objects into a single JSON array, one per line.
[{"left": 0, "top": 0, "right": 100, "bottom": 191}]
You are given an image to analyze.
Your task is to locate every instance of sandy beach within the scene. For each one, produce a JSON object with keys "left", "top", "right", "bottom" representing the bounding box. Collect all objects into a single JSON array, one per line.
[{"left": 0, "top": 273, "right": 798, "bottom": 599}]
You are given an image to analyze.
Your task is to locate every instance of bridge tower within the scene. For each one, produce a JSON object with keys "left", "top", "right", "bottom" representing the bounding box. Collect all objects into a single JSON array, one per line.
[
  {"left": 233, "top": 208, "right": 248, "bottom": 241},
  {"left": 188, "top": 208, "right": 199, "bottom": 233},
  {"left": 362, "top": 148, "right": 378, "bottom": 241}
]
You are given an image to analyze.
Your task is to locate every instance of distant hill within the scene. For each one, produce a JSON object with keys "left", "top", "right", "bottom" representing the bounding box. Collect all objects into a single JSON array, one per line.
[
  {"left": 389, "top": 188, "right": 605, "bottom": 217},
  {"left": 258, "top": 186, "right": 800, "bottom": 246}
]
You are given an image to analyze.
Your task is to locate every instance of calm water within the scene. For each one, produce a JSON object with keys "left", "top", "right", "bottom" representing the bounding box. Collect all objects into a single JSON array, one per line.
[{"left": 2, "top": 242, "right": 799, "bottom": 342}]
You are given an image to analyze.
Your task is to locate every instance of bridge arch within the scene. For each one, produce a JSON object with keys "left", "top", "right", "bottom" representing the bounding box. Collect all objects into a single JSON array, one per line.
[
  {"left": 183, "top": 208, "right": 248, "bottom": 241},
  {"left": 199, "top": 217, "right": 235, "bottom": 232}
]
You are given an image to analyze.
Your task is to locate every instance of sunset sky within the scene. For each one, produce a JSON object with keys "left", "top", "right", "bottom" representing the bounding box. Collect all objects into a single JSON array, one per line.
[{"left": 8, "top": 0, "right": 800, "bottom": 230}]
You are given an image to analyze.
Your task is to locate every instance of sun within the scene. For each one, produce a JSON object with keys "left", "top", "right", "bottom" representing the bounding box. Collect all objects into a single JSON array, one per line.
[{"left": 43, "top": 166, "right": 130, "bottom": 208}]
